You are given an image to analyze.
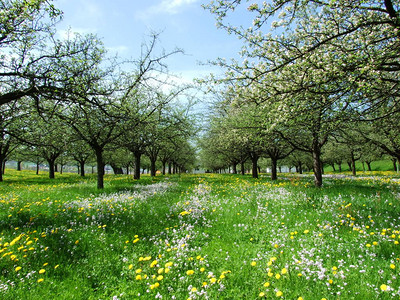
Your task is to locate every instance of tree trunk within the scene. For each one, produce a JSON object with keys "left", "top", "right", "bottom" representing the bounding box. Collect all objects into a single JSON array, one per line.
[
  {"left": 331, "top": 163, "right": 336, "bottom": 172},
  {"left": 54, "top": 164, "right": 58, "bottom": 173},
  {"left": 36, "top": 162, "right": 40, "bottom": 175},
  {"left": 366, "top": 162, "right": 372, "bottom": 171},
  {"left": 80, "top": 161, "right": 85, "bottom": 177},
  {"left": 298, "top": 161, "right": 303, "bottom": 174},
  {"left": 133, "top": 152, "right": 141, "bottom": 180},
  {"left": 271, "top": 158, "right": 278, "bottom": 180},
  {"left": 2, "top": 159, "right": 6, "bottom": 175},
  {"left": 60, "top": 164, "right": 64, "bottom": 174},
  {"left": 312, "top": 144, "right": 323, "bottom": 187},
  {"left": 48, "top": 159, "right": 55, "bottom": 179},
  {"left": 96, "top": 149, "right": 105, "bottom": 189},
  {"left": 392, "top": 158, "right": 397, "bottom": 172},
  {"left": 111, "top": 165, "right": 124, "bottom": 175},
  {"left": 240, "top": 161, "right": 245, "bottom": 175},
  {"left": 347, "top": 162, "right": 352, "bottom": 172},
  {"left": 338, "top": 163, "right": 342, "bottom": 172},
  {"left": 250, "top": 154, "right": 259, "bottom": 179},
  {"left": 0, "top": 156, "right": 4, "bottom": 181},
  {"left": 232, "top": 163, "right": 237, "bottom": 174},
  {"left": 168, "top": 162, "right": 172, "bottom": 174},
  {"left": 150, "top": 159, "right": 157, "bottom": 177},
  {"left": 162, "top": 161, "right": 166, "bottom": 175},
  {"left": 17, "top": 161, "right": 22, "bottom": 171},
  {"left": 351, "top": 152, "right": 356, "bottom": 176}
]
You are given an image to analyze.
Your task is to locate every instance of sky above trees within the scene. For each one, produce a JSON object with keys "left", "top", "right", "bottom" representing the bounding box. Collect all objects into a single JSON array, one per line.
[{"left": 54, "top": 0, "right": 245, "bottom": 84}]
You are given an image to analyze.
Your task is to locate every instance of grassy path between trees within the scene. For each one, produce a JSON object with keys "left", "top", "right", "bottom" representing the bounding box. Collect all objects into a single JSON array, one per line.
[{"left": 0, "top": 170, "right": 399, "bottom": 299}]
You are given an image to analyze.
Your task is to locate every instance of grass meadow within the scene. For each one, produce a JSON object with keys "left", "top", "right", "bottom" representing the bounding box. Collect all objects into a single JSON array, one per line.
[{"left": 0, "top": 169, "right": 399, "bottom": 299}]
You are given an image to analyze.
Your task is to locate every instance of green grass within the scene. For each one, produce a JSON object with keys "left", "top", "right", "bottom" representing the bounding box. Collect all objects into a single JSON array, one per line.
[
  {"left": 323, "top": 159, "right": 398, "bottom": 173},
  {"left": 0, "top": 170, "right": 399, "bottom": 299}
]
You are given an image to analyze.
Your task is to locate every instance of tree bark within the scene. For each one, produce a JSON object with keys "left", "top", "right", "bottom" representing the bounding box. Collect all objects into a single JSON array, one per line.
[
  {"left": 111, "top": 165, "right": 124, "bottom": 174},
  {"left": 347, "top": 162, "right": 352, "bottom": 172},
  {"left": 232, "top": 163, "right": 237, "bottom": 174},
  {"left": 133, "top": 152, "right": 141, "bottom": 180},
  {"left": 392, "top": 158, "right": 397, "bottom": 172},
  {"left": 150, "top": 159, "right": 157, "bottom": 177},
  {"left": 17, "top": 161, "right": 22, "bottom": 171},
  {"left": 366, "top": 161, "right": 372, "bottom": 171},
  {"left": 271, "top": 158, "right": 278, "bottom": 180},
  {"left": 0, "top": 156, "right": 4, "bottom": 181},
  {"left": 161, "top": 160, "right": 166, "bottom": 175},
  {"left": 298, "top": 161, "right": 303, "bottom": 174},
  {"left": 80, "top": 161, "right": 85, "bottom": 177},
  {"left": 351, "top": 152, "right": 356, "bottom": 176},
  {"left": 168, "top": 162, "right": 172, "bottom": 174},
  {"left": 48, "top": 159, "right": 55, "bottom": 179},
  {"left": 2, "top": 159, "right": 6, "bottom": 175},
  {"left": 240, "top": 161, "right": 245, "bottom": 175},
  {"left": 250, "top": 153, "right": 259, "bottom": 179},
  {"left": 36, "top": 162, "right": 40, "bottom": 175},
  {"left": 312, "top": 143, "right": 323, "bottom": 187},
  {"left": 95, "top": 149, "right": 105, "bottom": 189}
]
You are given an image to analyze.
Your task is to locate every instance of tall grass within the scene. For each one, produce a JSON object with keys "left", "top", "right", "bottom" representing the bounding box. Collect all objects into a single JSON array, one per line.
[{"left": 0, "top": 170, "right": 399, "bottom": 299}]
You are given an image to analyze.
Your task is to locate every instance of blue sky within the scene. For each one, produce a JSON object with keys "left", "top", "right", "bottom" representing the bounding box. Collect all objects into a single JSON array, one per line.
[{"left": 54, "top": 0, "right": 247, "bottom": 84}]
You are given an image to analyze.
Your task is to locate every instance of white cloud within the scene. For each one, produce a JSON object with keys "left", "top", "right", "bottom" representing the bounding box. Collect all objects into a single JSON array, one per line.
[{"left": 135, "top": 0, "right": 199, "bottom": 20}]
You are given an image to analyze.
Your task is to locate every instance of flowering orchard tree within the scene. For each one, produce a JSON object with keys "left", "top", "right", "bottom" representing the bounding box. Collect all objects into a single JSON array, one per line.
[{"left": 204, "top": 0, "right": 400, "bottom": 186}]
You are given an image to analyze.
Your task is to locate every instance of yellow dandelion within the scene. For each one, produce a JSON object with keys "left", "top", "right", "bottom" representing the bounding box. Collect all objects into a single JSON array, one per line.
[
  {"left": 251, "top": 261, "right": 257, "bottom": 267},
  {"left": 298, "top": 297, "right": 304, "bottom": 300},
  {"left": 281, "top": 267, "right": 287, "bottom": 275},
  {"left": 186, "top": 270, "right": 194, "bottom": 275},
  {"left": 165, "top": 268, "right": 170, "bottom": 273},
  {"left": 135, "top": 274, "right": 142, "bottom": 280},
  {"left": 210, "top": 277, "right": 217, "bottom": 283},
  {"left": 15, "top": 266, "right": 21, "bottom": 272},
  {"left": 275, "top": 273, "right": 281, "bottom": 280},
  {"left": 390, "top": 264, "right": 395, "bottom": 269},
  {"left": 380, "top": 284, "right": 388, "bottom": 291},
  {"left": 128, "top": 264, "right": 133, "bottom": 270},
  {"left": 259, "top": 292, "right": 265, "bottom": 297},
  {"left": 39, "top": 269, "right": 46, "bottom": 274},
  {"left": 191, "top": 287, "right": 197, "bottom": 292},
  {"left": 37, "top": 278, "right": 44, "bottom": 283},
  {"left": 200, "top": 267, "right": 205, "bottom": 272},
  {"left": 276, "top": 290, "right": 283, "bottom": 297},
  {"left": 135, "top": 269, "right": 142, "bottom": 274},
  {"left": 263, "top": 282, "right": 270, "bottom": 287},
  {"left": 150, "top": 260, "right": 158, "bottom": 268},
  {"left": 157, "top": 275, "right": 163, "bottom": 281},
  {"left": 165, "top": 261, "right": 173, "bottom": 268}
]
